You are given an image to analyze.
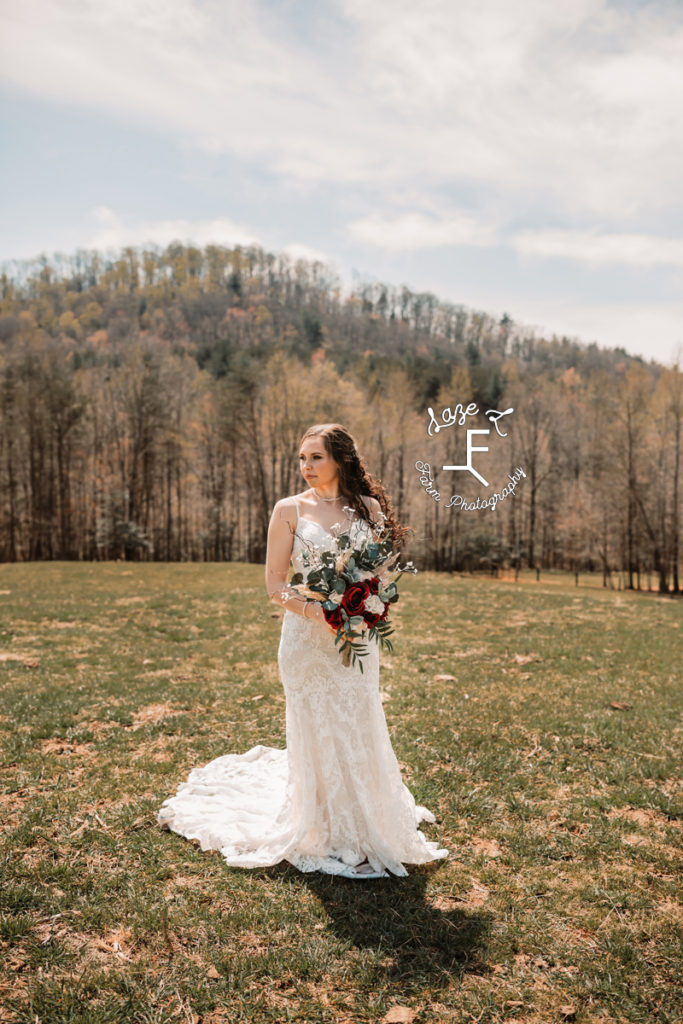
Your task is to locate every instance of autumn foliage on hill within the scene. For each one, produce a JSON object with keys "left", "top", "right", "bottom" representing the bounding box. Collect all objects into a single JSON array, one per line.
[{"left": 0, "top": 242, "right": 680, "bottom": 592}]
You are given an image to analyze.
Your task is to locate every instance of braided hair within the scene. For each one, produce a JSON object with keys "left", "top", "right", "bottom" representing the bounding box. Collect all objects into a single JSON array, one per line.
[{"left": 300, "top": 423, "right": 414, "bottom": 549}]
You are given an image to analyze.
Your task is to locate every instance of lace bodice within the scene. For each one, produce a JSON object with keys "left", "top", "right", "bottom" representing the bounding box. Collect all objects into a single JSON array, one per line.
[{"left": 291, "top": 507, "right": 374, "bottom": 582}]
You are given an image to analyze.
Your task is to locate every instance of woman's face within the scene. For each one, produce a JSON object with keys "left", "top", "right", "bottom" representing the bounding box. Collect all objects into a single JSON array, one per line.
[{"left": 299, "top": 436, "right": 339, "bottom": 489}]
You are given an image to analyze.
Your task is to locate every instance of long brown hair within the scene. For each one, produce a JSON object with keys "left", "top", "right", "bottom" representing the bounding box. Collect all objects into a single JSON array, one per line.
[{"left": 299, "top": 423, "right": 414, "bottom": 549}]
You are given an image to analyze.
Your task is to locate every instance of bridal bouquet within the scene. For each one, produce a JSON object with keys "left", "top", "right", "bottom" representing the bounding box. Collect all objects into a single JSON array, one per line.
[{"left": 289, "top": 510, "right": 417, "bottom": 673}]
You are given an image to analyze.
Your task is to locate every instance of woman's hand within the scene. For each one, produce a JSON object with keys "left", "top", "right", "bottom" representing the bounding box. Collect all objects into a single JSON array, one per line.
[{"left": 312, "top": 602, "right": 338, "bottom": 634}]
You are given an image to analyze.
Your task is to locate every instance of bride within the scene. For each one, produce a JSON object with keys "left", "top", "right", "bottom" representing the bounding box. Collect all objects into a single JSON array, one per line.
[{"left": 157, "top": 423, "right": 448, "bottom": 879}]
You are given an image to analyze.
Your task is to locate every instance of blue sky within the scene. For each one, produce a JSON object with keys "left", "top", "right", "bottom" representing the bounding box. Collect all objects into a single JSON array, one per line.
[{"left": 1, "top": 0, "right": 682, "bottom": 365}]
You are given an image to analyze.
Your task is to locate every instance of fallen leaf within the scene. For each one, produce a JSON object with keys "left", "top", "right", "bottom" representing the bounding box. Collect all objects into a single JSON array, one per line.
[
  {"left": 206, "top": 964, "right": 220, "bottom": 980},
  {"left": 622, "top": 833, "right": 648, "bottom": 846},
  {"left": 512, "top": 652, "right": 541, "bottom": 664},
  {"left": 131, "top": 702, "right": 181, "bottom": 728},
  {"left": 382, "top": 1008, "right": 416, "bottom": 1024},
  {"left": 609, "top": 701, "right": 632, "bottom": 711},
  {"left": 201, "top": 1013, "right": 229, "bottom": 1024},
  {"left": 471, "top": 837, "right": 502, "bottom": 858},
  {"left": 0, "top": 652, "right": 39, "bottom": 667},
  {"left": 94, "top": 926, "right": 133, "bottom": 961},
  {"left": 434, "top": 674, "right": 456, "bottom": 681},
  {"left": 429, "top": 894, "right": 460, "bottom": 910},
  {"left": 41, "top": 739, "right": 94, "bottom": 757},
  {"left": 464, "top": 880, "right": 490, "bottom": 905}
]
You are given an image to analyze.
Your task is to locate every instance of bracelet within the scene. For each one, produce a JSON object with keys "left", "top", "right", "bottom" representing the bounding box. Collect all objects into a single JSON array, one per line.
[{"left": 303, "top": 601, "right": 309, "bottom": 619}]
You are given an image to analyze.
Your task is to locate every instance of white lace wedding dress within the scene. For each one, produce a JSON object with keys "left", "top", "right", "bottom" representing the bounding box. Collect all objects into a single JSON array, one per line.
[{"left": 157, "top": 503, "right": 449, "bottom": 878}]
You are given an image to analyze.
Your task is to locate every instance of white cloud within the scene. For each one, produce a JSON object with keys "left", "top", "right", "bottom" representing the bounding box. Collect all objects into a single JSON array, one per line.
[
  {"left": 346, "top": 209, "right": 683, "bottom": 271},
  {"left": 283, "top": 242, "right": 335, "bottom": 267},
  {"left": 348, "top": 211, "right": 498, "bottom": 250},
  {"left": 512, "top": 229, "right": 683, "bottom": 268},
  {"left": 1, "top": 0, "right": 682, "bottom": 219},
  {"left": 85, "top": 207, "right": 335, "bottom": 271},
  {"left": 512, "top": 298, "right": 683, "bottom": 366},
  {"left": 88, "top": 206, "right": 260, "bottom": 251},
  {"left": 2, "top": 0, "right": 682, "bottom": 366},
  {"left": 338, "top": 0, "right": 683, "bottom": 217}
]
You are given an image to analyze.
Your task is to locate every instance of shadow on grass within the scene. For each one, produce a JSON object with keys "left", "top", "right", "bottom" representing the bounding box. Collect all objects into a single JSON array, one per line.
[{"left": 264, "top": 861, "right": 492, "bottom": 989}]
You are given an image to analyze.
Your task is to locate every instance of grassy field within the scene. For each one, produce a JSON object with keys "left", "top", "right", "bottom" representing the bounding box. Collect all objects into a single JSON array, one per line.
[{"left": 0, "top": 563, "right": 681, "bottom": 1024}]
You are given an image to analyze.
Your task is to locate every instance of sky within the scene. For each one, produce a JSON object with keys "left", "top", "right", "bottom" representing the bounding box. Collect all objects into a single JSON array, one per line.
[{"left": 1, "top": 0, "right": 682, "bottom": 366}]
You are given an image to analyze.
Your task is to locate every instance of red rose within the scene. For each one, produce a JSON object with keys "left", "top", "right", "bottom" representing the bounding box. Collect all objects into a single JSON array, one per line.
[
  {"left": 364, "top": 598, "right": 390, "bottom": 628},
  {"left": 322, "top": 605, "right": 344, "bottom": 629},
  {"left": 341, "top": 581, "right": 370, "bottom": 616},
  {"left": 367, "top": 577, "right": 380, "bottom": 595},
  {"left": 363, "top": 610, "right": 381, "bottom": 628}
]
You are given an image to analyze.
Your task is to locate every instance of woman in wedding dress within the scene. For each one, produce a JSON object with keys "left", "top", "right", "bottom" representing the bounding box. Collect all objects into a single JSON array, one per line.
[{"left": 157, "top": 423, "right": 448, "bottom": 879}]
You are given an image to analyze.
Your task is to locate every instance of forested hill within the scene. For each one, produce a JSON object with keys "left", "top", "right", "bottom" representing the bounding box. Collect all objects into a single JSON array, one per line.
[
  {"left": 0, "top": 242, "right": 645, "bottom": 406},
  {"left": 0, "top": 243, "right": 680, "bottom": 595}
]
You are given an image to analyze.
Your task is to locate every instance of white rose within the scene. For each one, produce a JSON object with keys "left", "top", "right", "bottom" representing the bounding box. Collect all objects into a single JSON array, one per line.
[{"left": 364, "top": 594, "right": 385, "bottom": 615}]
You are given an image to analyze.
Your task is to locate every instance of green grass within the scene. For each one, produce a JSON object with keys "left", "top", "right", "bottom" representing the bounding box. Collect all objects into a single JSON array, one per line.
[{"left": 0, "top": 562, "right": 681, "bottom": 1024}]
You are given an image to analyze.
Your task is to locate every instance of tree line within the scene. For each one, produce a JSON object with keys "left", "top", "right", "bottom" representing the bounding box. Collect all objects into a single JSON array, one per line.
[{"left": 0, "top": 242, "right": 680, "bottom": 593}]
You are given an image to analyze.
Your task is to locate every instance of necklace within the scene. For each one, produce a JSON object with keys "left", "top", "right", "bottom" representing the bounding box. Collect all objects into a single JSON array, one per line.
[{"left": 312, "top": 487, "right": 342, "bottom": 502}]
